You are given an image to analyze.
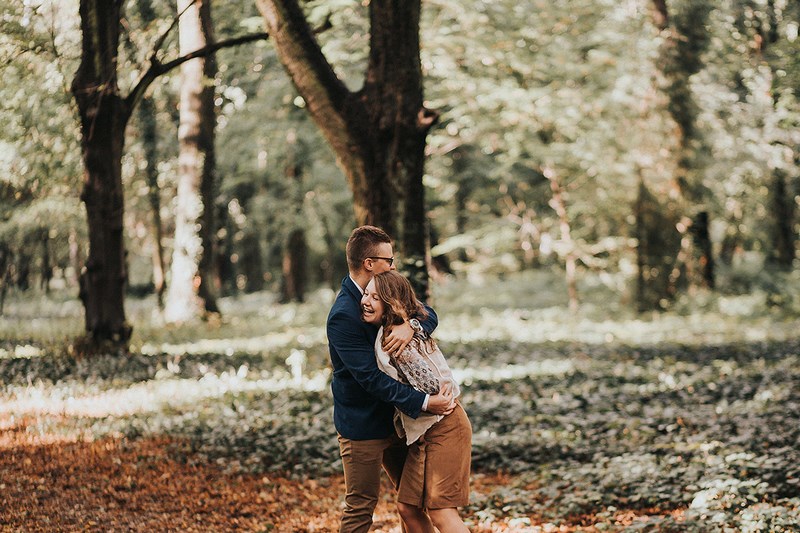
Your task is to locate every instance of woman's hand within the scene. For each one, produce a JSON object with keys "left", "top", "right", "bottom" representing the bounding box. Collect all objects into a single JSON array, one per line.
[{"left": 382, "top": 321, "right": 414, "bottom": 355}]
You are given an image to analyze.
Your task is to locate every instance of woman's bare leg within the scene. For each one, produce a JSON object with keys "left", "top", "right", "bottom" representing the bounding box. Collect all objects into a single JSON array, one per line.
[
  {"left": 397, "top": 502, "right": 436, "bottom": 533},
  {"left": 427, "top": 508, "right": 469, "bottom": 533}
]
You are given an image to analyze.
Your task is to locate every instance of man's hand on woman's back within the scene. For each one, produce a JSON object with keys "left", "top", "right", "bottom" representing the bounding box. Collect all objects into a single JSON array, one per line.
[{"left": 426, "top": 381, "right": 455, "bottom": 415}]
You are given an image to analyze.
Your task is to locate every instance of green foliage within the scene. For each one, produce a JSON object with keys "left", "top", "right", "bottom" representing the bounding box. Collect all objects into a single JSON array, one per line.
[
  {"left": 0, "top": 0, "right": 799, "bottom": 315},
  {"left": 0, "top": 1, "right": 84, "bottom": 291}
]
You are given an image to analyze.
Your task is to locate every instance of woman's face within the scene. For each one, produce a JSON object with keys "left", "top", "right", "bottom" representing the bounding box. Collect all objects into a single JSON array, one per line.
[{"left": 361, "top": 279, "right": 385, "bottom": 325}]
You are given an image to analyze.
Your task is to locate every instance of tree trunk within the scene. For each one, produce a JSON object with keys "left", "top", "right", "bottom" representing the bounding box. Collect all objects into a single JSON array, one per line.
[
  {"left": 239, "top": 228, "right": 265, "bottom": 293},
  {"left": 280, "top": 129, "right": 308, "bottom": 302},
  {"left": 0, "top": 246, "right": 9, "bottom": 315},
  {"left": 768, "top": 171, "right": 796, "bottom": 269},
  {"left": 137, "top": 95, "right": 168, "bottom": 308},
  {"left": 690, "top": 210, "right": 715, "bottom": 288},
  {"left": 281, "top": 228, "right": 308, "bottom": 303},
  {"left": 164, "top": 0, "right": 220, "bottom": 322},
  {"left": 72, "top": 0, "right": 132, "bottom": 346},
  {"left": 255, "top": 0, "right": 436, "bottom": 297},
  {"left": 40, "top": 231, "right": 52, "bottom": 293},
  {"left": 547, "top": 172, "right": 579, "bottom": 313},
  {"left": 316, "top": 209, "right": 341, "bottom": 290},
  {"left": 650, "top": 0, "right": 714, "bottom": 295},
  {"left": 634, "top": 178, "right": 682, "bottom": 312},
  {"left": 133, "top": 0, "right": 167, "bottom": 308},
  {"left": 215, "top": 202, "right": 237, "bottom": 296},
  {"left": 16, "top": 251, "right": 30, "bottom": 291}
]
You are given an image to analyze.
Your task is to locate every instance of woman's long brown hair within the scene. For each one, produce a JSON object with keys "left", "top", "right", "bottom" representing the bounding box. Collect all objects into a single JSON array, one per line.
[{"left": 372, "top": 271, "right": 428, "bottom": 329}]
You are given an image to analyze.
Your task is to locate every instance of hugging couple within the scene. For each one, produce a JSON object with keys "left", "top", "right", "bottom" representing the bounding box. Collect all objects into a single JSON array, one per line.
[{"left": 326, "top": 226, "right": 472, "bottom": 532}]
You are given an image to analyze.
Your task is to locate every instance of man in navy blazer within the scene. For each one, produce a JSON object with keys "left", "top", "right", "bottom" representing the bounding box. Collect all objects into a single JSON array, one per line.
[{"left": 328, "top": 225, "right": 454, "bottom": 532}]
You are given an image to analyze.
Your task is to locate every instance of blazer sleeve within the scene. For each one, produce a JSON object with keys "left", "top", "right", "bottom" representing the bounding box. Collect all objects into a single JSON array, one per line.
[
  {"left": 418, "top": 302, "right": 438, "bottom": 336},
  {"left": 328, "top": 313, "right": 426, "bottom": 419}
]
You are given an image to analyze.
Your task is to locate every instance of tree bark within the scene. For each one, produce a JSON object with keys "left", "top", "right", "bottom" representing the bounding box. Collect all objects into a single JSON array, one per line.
[
  {"left": 164, "top": 0, "right": 220, "bottom": 323},
  {"left": 255, "top": 0, "right": 436, "bottom": 297},
  {"left": 0, "top": 246, "right": 9, "bottom": 315},
  {"left": 280, "top": 130, "right": 308, "bottom": 302},
  {"left": 72, "top": 0, "right": 132, "bottom": 345},
  {"left": 650, "top": 0, "right": 715, "bottom": 295},
  {"left": 768, "top": 171, "right": 796, "bottom": 269},
  {"left": 137, "top": 95, "right": 168, "bottom": 308},
  {"left": 634, "top": 178, "right": 682, "bottom": 312},
  {"left": 281, "top": 228, "right": 308, "bottom": 303},
  {"left": 40, "top": 230, "right": 52, "bottom": 293}
]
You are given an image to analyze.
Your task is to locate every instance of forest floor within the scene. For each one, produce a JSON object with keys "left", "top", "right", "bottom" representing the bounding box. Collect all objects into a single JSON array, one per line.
[
  {"left": 1, "top": 416, "right": 683, "bottom": 532},
  {"left": 2, "top": 272, "right": 800, "bottom": 531}
]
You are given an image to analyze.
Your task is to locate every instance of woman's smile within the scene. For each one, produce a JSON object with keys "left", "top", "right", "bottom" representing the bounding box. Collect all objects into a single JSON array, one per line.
[{"left": 360, "top": 279, "right": 384, "bottom": 324}]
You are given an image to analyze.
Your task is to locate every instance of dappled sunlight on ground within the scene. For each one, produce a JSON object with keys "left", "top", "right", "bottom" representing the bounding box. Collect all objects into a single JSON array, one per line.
[
  {"left": 453, "top": 358, "right": 574, "bottom": 385},
  {"left": 1, "top": 367, "right": 331, "bottom": 419},
  {"left": 137, "top": 327, "right": 326, "bottom": 358},
  {"left": 435, "top": 307, "right": 797, "bottom": 346}
]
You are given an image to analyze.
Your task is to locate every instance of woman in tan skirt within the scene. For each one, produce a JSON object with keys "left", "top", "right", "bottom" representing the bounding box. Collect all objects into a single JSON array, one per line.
[{"left": 361, "top": 270, "right": 472, "bottom": 533}]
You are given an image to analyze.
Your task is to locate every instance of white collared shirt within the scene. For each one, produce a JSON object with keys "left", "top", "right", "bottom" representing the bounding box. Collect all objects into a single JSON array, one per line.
[{"left": 350, "top": 275, "right": 365, "bottom": 295}]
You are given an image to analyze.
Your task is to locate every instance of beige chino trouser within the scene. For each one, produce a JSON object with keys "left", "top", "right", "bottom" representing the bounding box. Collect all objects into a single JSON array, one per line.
[{"left": 337, "top": 432, "right": 408, "bottom": 533}]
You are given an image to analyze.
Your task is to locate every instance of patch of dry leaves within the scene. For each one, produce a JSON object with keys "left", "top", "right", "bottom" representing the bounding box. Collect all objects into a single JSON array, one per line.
[{"left": 0, "top": 417, "right": 678, "bottom": 532}]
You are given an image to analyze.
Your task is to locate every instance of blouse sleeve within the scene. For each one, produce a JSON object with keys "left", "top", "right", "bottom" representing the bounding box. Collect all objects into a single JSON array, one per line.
[{"left": 391, "top": 335, "right": 441, "bottom": 395}]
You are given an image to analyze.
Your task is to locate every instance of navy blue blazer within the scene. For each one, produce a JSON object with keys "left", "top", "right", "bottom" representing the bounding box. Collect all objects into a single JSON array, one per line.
[{"left": 327, "top": 276, "right": 438, "bottom": 440}]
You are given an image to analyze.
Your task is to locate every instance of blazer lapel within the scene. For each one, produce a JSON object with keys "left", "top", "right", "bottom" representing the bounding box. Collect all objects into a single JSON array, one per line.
[{"left": 342, "top": 276, "right": 363, "bottom": 304}]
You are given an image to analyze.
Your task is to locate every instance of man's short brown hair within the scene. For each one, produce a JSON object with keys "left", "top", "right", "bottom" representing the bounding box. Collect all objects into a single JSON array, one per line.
[{"left": 346, "top": 225, "right": 392, "bottom": 271}]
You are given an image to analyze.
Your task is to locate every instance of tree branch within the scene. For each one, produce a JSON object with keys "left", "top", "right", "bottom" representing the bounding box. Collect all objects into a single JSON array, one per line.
[
  {"left": 125, "top": 31, "right": 269, "bottom": 118},
  {"left": 149, "top": 0, "right": 199, "bottom": 64}
]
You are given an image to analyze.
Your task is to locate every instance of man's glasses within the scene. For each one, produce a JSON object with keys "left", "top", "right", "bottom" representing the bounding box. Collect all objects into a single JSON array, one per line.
[{"left": 368, "top": 256, "right": 394, "bottom": 266}]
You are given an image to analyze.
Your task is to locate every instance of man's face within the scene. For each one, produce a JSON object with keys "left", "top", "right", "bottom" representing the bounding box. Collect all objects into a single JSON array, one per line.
[{"left": 367, "top": 242, "right": 395, "bottom": 275}]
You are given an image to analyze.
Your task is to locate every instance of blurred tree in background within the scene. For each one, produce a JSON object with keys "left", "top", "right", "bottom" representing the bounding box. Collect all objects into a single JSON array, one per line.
[
  {"left": 1, "top": 0, "right": 798, "bottom": 346},
  {"left": 163, "top": 0, "right": 221, "bottom": 323}
]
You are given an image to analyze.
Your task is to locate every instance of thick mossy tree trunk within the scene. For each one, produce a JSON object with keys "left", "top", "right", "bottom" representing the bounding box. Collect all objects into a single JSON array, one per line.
[
  {"left": 650, "top": 0, "right": 714, "bottom": 295},
  {"left": 255, "top": 0, "right": 437, "bottom": 297},
  {"left": 164, "top": 0, "right": 220, "bottom": 322},
  {"left": 72, "top": 0, "right": 132, "bottom": 346}
]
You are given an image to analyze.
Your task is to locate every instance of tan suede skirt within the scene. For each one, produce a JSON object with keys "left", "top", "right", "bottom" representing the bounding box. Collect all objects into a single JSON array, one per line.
[{"left": 397, "top": 402, "right": 472, "bottom": 509}]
